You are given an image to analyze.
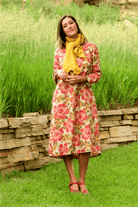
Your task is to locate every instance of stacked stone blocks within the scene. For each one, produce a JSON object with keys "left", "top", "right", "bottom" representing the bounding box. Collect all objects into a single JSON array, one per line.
[
  {"left": 0, "top": 113, "right": 61, "bottom": 175},
  {"left": 98, "top": 108, "right": 138, "bottom": 150},
  {"left": 0, "top": 108, "right": 138, "bottom": 174}
]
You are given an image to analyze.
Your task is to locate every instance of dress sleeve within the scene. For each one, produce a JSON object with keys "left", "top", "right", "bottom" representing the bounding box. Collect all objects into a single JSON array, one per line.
[
  {"left": 87, "top": 44, "right": 102, "bottom": 85},
  {"left": 53, "top": 48, "right": 61, "bottom": 84}
]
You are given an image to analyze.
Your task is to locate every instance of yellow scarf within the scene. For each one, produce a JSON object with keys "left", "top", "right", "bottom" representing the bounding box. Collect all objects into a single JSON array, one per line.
[{"left": 63, "top": 33, "right": 87, "bottom": 75}]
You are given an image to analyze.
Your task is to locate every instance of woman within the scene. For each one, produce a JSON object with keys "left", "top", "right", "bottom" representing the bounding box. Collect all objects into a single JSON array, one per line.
[{"left": 49, "top": 15, "right": 102, "bottom": 194}]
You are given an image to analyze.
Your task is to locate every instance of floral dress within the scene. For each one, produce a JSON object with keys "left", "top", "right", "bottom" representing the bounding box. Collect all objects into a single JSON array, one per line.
[{"left": 49, "top": 41, "right": 102, "bottom": 158}]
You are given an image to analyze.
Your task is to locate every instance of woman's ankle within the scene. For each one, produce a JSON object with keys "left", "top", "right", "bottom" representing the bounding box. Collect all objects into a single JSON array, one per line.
[{"left": 78, "top": 179, "right": 85, "bottom": 184}]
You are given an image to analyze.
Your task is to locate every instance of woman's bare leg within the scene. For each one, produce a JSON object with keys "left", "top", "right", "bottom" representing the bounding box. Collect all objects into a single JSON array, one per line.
[
  {"left": 63, "top": 155, "right": 79, "bottom": 191},
  {"left": 78, "top": 153, "right": 90, "bottom": 193}
]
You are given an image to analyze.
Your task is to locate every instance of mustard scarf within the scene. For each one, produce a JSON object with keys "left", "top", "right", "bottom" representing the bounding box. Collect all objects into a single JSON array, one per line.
[{"left": 63, "top": 33, "right": 87, "bottom": 75}]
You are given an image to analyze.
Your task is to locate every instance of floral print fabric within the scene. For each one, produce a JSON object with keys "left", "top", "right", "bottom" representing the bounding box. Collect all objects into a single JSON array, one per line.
[{"left": 49, "top": 42, "right": 102, "bottom": 158}]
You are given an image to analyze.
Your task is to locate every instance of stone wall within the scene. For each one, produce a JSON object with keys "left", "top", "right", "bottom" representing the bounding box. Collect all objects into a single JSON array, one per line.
[
  {"left": 0, "top": 108, "right": 138, "bottom": 174},
  {"left": 108, "top": 0, "right": 138, "bottom": 9},
  {"left": 61, "top": 0, "right": 138, "bottom": 8},
  {"left": 98, "top": 108, "right": 138, "bottom": 150},
  {"left": 0, "top": 112, "right": 61, "bottom": 175}
]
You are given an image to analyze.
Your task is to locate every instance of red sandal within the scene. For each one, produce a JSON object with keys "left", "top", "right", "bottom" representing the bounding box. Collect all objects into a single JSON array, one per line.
[
  {"left": 78, "top": 181, "right": 89, "bottom": 194},
  {"left": 69, "top": 182, "right": 79, "bottom": 193}
]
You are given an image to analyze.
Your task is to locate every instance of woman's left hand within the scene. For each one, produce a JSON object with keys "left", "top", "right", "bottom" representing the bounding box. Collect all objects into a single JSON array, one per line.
[{"left": 64, "top": 75, "right": 87, "bottom": 85}]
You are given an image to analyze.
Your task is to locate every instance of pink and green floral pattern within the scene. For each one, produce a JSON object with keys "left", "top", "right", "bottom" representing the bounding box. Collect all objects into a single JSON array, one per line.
[{"left": 49, "top": 42, "right": 102, "bottom": 158}]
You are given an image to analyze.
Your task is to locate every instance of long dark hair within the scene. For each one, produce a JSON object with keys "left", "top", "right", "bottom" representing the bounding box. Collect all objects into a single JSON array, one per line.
[{"left": 57, "top": 15, "right": 87, "bottom": 48}]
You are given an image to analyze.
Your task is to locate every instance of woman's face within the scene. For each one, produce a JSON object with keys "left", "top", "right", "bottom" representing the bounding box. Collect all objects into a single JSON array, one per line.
[{"left": 62, "top": 17, "right": 78, "bottom": 39}]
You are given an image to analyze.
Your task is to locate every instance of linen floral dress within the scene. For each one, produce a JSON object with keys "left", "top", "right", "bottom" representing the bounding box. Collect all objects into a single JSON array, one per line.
[{"left": 49, "top": 41, "right": 102, "bottom": 158}]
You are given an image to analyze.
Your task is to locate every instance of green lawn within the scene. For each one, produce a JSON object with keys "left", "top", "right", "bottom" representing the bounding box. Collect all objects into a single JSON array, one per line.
[{"left": 1, "top": 142, "right": 138, "bottom": 207}]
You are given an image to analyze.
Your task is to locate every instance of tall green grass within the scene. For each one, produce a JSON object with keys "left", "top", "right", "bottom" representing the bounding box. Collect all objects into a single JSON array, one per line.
[
  {"left": 0, "top": 3, "right": 138, "bottom": 116},
  {"left": 1, "top": 41, "right": 54, "bottom": 116}
]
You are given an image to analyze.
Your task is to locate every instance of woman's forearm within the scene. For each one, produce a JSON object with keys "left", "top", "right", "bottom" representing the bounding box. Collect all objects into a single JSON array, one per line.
[
  {"left": 59, "top": 75, "right": 88, "bottom": 85},
  {"left": 81, "top": 76, "right": 87, "bottom": 83}
]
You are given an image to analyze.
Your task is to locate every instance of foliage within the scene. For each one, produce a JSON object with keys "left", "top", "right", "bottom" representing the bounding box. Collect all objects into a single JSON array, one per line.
[
  {"left": 0, "top": 2, "right": 138, "bottom": 116},
  {"left": 0, "top": 0, "right": 121, "bottom": 24}
]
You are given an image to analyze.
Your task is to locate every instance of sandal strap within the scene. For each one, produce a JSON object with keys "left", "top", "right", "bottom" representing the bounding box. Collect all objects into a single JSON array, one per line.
[
  {"left": 69, "top": 182, "right": 78, "bottom": 187},
  {"left": 78, "top": 181, "right": 89, "bottom": 194},
  {"left": 78, "top": 182, "right": 85, "bottom": 185}
]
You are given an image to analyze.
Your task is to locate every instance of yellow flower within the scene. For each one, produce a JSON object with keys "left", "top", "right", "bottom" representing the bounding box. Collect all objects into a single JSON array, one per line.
[
  {"left": 62, "top": 135, "right": 67, "bottom": 142},
  {"left": 82, "top": 63, "right": 88, "bottom": 70},
  {"left": 55, "top": 118, "right": 63, "bottom": 126},
  {"left": 67, "top": 135, "right": 72, "bottom": 142},
  {"left": 53, "top": 142, "right": 58, "bottom": 147},
  {"left": 56, "top": 96, "right": 62, "bottom": 103}
]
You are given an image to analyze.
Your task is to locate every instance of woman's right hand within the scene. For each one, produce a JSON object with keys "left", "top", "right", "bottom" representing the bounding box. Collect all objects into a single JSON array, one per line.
[{"left": 56, "top": 70, "right": 67, "bottom": 80}]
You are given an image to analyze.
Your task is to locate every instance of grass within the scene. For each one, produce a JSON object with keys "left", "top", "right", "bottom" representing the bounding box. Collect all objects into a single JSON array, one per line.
[
  {"left": 0, "top": 2, "right": 138, "bottom": 116},
  {"left": 1, "top": 142, "right": 138, "bottom": 206},
  {"left": 0, "top": 0, "right": 121, "bottom": 24}
]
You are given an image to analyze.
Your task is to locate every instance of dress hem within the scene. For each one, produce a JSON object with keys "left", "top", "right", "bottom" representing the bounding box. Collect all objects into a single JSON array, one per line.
[{"left": 49, "top": 151, "right": 101, "bottom": 159}]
